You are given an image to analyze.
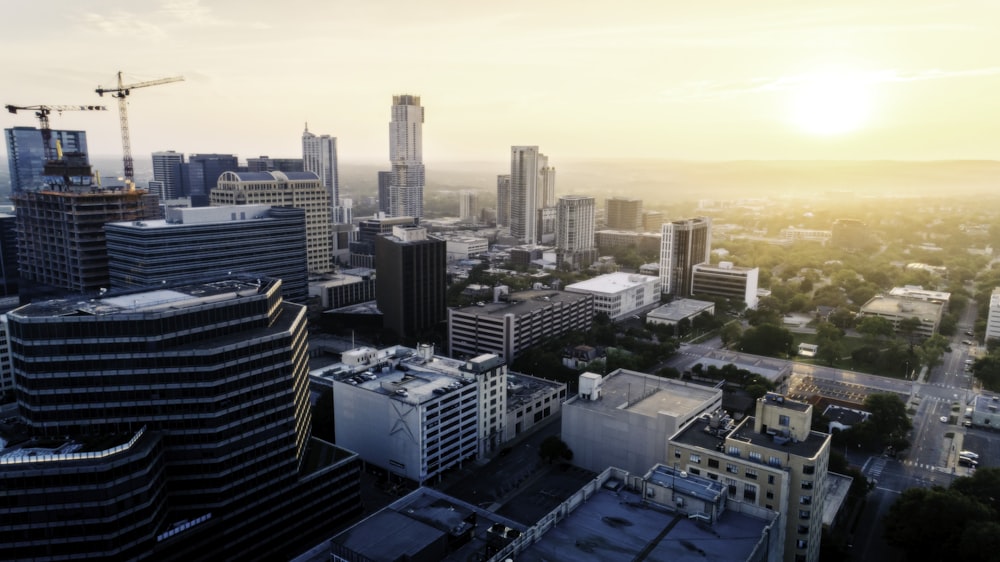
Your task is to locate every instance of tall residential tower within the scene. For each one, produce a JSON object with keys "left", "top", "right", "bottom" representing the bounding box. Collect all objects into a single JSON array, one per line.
[
  {"left": 509, "top": 146, "right": 555, "bottom": 244},
  {"left": 302, "top": 125, "right": 340, "bottom": 210},
  {"left": 388, "top": 95, "right": 425, "bottom": 219},
  {"left": 660, "top": 217, "right": 712, "bottom": 296}
]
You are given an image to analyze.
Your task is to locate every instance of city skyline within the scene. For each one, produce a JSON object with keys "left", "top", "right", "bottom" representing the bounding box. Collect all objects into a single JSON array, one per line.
[{"left": 3, "top": 1, "right": 1000, "bottom": 167}]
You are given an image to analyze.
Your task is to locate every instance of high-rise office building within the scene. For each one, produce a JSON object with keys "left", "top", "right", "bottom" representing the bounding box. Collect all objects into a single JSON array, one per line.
[
  {"left": 642, "top": 210, "right": 665, "bottom": 233},
  {"left": 387, "top": 95, "right": 425, "bottom": 218},
  {"left": 302, "top": 125, "right": 339, "bottom": 208},
  {"left": 182, "top": 153, "right": 239, "bottom": 203},
  {"left": 605, "top": 197, "right": 643, "bottom": 231},
  {"left": 375, "top": 225, "right": 446, "bottom": 341},
  {"left": 0, "top": 213, "right": 18, "bottom": 298},
  {"left": 660, "top": 217, "right": 712, "bottom": 296},
  {"left": 496, "top": 174, "right": 511, "bottom": 228},
  {"left": 509, "top": 146, "right": 555, "bottom": 244},
  {"left": 459, "top": 191, "right": 478, "bottom": 223},
  {"left": 0, "top": 276, "right": 363, "bottom": 560},
  {"left": 105, "top": 205, "right": 309, "bottom": 303},
  {"left": 377, "top": 170, "right": 392, "bottom": 215},
  {"left": 246, "top": 155, "right": 304, "bottom": 173},
  {"left": 12, "top": 188, "right": 161, "bottom": 298},
  {"left": 211, "top": 171, "right": 333, "bottom": 273},
  {"left": 150, "top": 150, "right": 185, "bottom": 200},
  {"left": 349, "top": 215, "right": 418, "bottom": 269},
  {"left": 556, "top": 195, "right": 597, "bottom": 268},
  {"left": 5, "top": 126, "right": 89, "bottom": 192}
]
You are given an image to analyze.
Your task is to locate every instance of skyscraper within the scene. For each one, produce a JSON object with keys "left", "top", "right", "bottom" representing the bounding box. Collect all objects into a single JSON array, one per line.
[
  {"left": 660, "top": 216, "right": 712, "bottom": 296},
  {"left": 375, "top": 225, "right": 446, "bottom": 341},
  {"left": 211, "top": 171, "right": 333, "bottom": 273},
  {"left": 182, "top": 153, "right": 239, "bottom": 203},
  {"left": 496, "top": 174, "right": 511, "bottom": 228},
  {"left": 509, "top": 146, "right": 555, "bottom": 244},
  {"left": 12, "top": 188, "right": 161, "bottom": 298},
  {"left": 302, "top": 125, "right": 340, "bottom": 209},
  {"left": 556, "top": 195, "right": 597, "bottom": 268},
  {"left": 4, "top": 126, "right": 89, "bottom": 192},
  {"left": 377, "top": 170, "right": 392, "bottom": 215},
  {"left": 1, "top": 276, "right": 363, "bottom": 560},
  {"left": 105, "top": 205, "right": 310, "bottom": 303},
  {"left": 388, "top": 95, "right": 425, "bottom": 218},
  {"left": 459, "top": 190, "right": 478, "bottom": 223},
  {"left": 605, "top": 197, "right": 643, "bottom": 231},
  {"left": 150, "top": 150, "right": 185, "bottom": 200}
]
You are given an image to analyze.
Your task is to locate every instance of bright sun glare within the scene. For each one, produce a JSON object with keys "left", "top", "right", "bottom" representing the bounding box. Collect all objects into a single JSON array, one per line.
[{"left": 790, "top": 71, "right": 873, "bottom": 136}]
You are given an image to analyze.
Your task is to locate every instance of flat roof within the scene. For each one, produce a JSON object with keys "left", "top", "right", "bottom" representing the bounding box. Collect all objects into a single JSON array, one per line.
[
  {"left": 648, "top": 299, "right": 715, "bottom": 321},
  {"left": 673, "top": 415, "right": 829, "bottom": 460},
  {"left": 687, "top": 350, "right": 790, "bottom": 383},
  {"left": 507, "top": 372, "right": 566, "bottom": 410},
  {"left": 822, "top": 472, "right": 854, "bottom": 527},
  {"left": 451, "top": 290, "right": 591, "bottom": 318},
  {"left": 859, "top": 295, "right": 943, "bottom": 319},
  {"left": 565, "top": 272, "right": 659, "bottom": 295},
  {"left": 325, "top": 348, "right": 477, "bottom": 405},
  {"left": 331, "top": 487, "right": 527, "bottom": 562},
  {"left": 517, "top": 484, "right": 771, "bottom": 562},
  {"left": 11, "top": 278, "right": 270, "bottom": 318},
  {"left": 568, "top": 369, "right": 721, "bottom": 421}
]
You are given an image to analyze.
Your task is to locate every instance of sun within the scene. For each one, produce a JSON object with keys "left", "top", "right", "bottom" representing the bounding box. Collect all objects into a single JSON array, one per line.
[{"left": 790, "top": 71, "right": 873, "bottom": 135}]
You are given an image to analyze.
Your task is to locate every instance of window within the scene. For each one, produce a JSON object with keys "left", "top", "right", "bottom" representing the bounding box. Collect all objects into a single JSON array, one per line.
[
  {"left": 803, "top": 465, "right": 815, "bottom": 475},
  {"left": 802, "top": 481, "right": 813, "bottom": 490},
  {"left": 797, "top": 525, "right": 809, "bottom": 535},
  {"left": 727, "top": 446, "right": 741, "bottom": 457},
  {"left": 800, "top": 495, "right": 812, "bottom": 505},
  {"left": 766, "top": 491, "right": 774, "bottom": 500},
  {"left": 779, "top": 414, "right": 790, "bottom": 426},
  {"left": 725, "top": 478, "right": 738, "bottom": 497},
  {"left": 726, "top": 463, "right": 738, "bottom": 474},
  {"left": 797, "top": 539, "right": 808, "bottom": 549},
  {"left": 768, "top": 456, "right": 781, "bottom": 468},
  {"left": 799, "top": 510, "right": 810, "bottom": 520},
  {"left": 708, "top": 458, "right": 719, "bottom": 468},
  {"left": 749, "top": 451, "right": 762, "bottom": 463},
  {"left": 674, "top": 449, "right": 682, "bottom": 459},
  {"left": 690, "top": 454, "right": 701, "bottom": 464},
  {"left": 745, "top": 468, "right": 758, "bottom": 480},
  {"left": 768, "top": 475, "right": 775, "bottom": 485},
  {"left": 689, "top": 468, "right": 701, "bottom": 475},
  {"left": 708, "top": 473, "right": 718, "bottom": 481},
  {"left": 743, "top": 484, "right": 757, "bottom": 502}
]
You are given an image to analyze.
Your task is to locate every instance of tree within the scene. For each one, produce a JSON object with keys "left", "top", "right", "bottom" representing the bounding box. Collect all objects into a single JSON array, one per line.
[
  {"left": 898, "top": 316, "right": 923, "bottom": 343},
  {"left": 739, "top": 324, "right": 794, "bottom": 357},
  {"left": 862, "top": 393, "right": 912, "bottom": 451},
  {"left": 719, "top": 322, "right": 743, "bottom": 348},
  {"left": 539, "top": 436, "right": 573, "bottom": 463},
  {"left": 973, "top": 354, "right": 1000, "bottom": 392},
  {"left": 856, "top": 316, "right": 895, "bottom": 342},
  {"left": 884, "top": 487, "right": 994, "bottom": 561}
]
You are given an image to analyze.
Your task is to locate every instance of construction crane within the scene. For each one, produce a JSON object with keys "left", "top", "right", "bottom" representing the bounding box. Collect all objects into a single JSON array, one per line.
[
  {"left": 4, "top": 104, "right": 107, "bottom": 161},
  {"left": 96, "top": 71, "right": 184, "bottom": 185}
]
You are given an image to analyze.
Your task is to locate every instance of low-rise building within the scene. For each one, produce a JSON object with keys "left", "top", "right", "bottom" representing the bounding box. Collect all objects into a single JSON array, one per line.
[
  {"left": 562, "top": 370, "right": 723, "bottom": 476},
  {"left": 308, "top": 268, "right": 375, "bottom": 310},
  {"left": 646, "top": 298, "right": 716, "bottom": 327},
  {"left": 691, "top": 261, "right": 760, "bottom": 309},
  {"left": 504, "top": 372, "right": 567, "bottom": 442},
  {"left": 448, "top": 290, "right": 594, "bottom": 362},
  {"left": 565, "top": 272, "right": 662, "bottom": 321},
  {"left": 857, "top": 295, "right": 943, "bottom": 339}
]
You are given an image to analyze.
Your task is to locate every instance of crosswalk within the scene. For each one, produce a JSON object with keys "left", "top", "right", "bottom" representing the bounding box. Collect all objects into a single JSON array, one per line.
[
  {"left": 867, "top": 457, "right": 887, "bottom": 480},
  {"left": 901, "top": 460, "right": 938, "bottom": 471}
]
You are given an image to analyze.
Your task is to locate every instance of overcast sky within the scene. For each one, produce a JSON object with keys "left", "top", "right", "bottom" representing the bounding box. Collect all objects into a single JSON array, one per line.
[{"left": 4, "top": 0, "right": 1000, "bottom": 167}]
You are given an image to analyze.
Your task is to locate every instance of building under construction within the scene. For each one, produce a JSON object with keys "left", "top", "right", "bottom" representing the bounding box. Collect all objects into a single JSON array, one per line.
[{"left": 12, "top": 187, "right": 161, "bottom": 298}]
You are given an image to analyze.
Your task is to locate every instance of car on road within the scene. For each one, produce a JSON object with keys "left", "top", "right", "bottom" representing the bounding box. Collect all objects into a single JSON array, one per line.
[
  {"left": 964, "top": 419, "right": 973, "bottom": 427},
  {"left": 959, "top": 457, "right": 979, "bottom": 468},
  {"left": 966, "top": 331, "right": 975, "bottom": 337},
  {"left": 959, "top": 450, "right": 979, "bottom": 460},
  {"left": 962, "top": 340, "right": 974, "bottom": 345},
  {"left": 940, "top": 416, "right": 950, "bottom": 423}
]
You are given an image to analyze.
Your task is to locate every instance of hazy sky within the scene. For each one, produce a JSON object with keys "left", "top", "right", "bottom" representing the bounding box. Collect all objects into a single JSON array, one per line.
[{"left": 4, "top": 1, "right": 1000, "bottom": 166}]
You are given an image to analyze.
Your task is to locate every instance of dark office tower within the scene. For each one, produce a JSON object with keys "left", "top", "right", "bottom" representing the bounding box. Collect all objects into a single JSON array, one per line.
[
  {"left": 0, "top": 276, "right": 363, "bottom": 561},
  {"left": 377, "top": 170, "right": 392, "bottom": 214},
  {"left": 388, "top": 95, "right": 425, "bottom": 218},
  {"left": 181, "top": 153, "right": 239, "bottom": 204},
  {"left": 5, "top": 126, "right": 89, "bottom": 192},
  {"left": 496, "top": 174, "right": 511, "bottom": 228},
  {"left": 0, "top": 213, "right": 18, "bottom": 298},
  {"left": 246, "top": 155, "right": 305, "bottom": 173},
  {"left": 349, "top": 215, "right": 418, "bottom": 268},
  {"left": 11, "top": 188, "right": 161, "bottom": 299},
  {"left": 375, "top": 225, "right": 446, "bottom": 341},
  {"left": 302, "top": 125, "right": 340, "bottom": 207},
  {"left": 150, "top": 150, "right": 185, "bottom": 200},
  {"left": 105, "top": 205, "right": 309, "bottom": 303},
  {"left": 659, "top": 216, "right": 712, "bottom": 297},
  {"left": 605, "top": 197, "right": 643, "bottom": 231}
]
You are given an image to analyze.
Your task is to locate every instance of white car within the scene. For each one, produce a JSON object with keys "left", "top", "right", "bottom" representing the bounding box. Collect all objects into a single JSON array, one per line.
[
  {"left": 959, "top": 450, "right": 980, "bottom": 460},
  {"left": 940, "top": 416, "right": 950, "bottom": 423}
]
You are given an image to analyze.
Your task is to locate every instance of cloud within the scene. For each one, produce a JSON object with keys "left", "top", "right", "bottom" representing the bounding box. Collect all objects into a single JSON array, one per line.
[{"left": 81, "top": 0, "right": 268, "bottom": 40}]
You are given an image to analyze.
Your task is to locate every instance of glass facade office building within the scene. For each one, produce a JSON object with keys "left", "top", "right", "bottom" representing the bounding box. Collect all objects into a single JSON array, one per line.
[{"left": 4, "top": 126, "right": 89, "bottom": 192}]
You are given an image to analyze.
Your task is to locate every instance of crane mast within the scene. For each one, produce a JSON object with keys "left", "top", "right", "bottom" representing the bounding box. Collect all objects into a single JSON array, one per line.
[{"left": 96, "top": 71, "right": 183, "bottom": 185}]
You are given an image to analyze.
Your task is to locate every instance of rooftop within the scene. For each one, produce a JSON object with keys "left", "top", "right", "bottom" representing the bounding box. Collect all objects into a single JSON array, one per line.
[
  {"left": 567, "top": 369, "right": 721, "bottom": 421},
  {"left": 451, "top": 289, "right": 591, "bottom": 318},
  {"left": 859, "top": 295, "right": 943, "bottom": 319},
  {"left": 648, "top": 299, "right": 715, "bottom": 322},
  {"left": 330, "top": 487, "right": 527, "bottom": 562},
  {"left": 673, "top": 414, "right": 829, "bottom": 460},
  {"left": 506, "top": 372, "right": 566, "bottom": 410},
  {"left": 11, "top": 277, "right": 272, "bottom": 319},
  {"left": 517, "top": 481, "right": 772, "bottom": 562},
  {"left": 565, "top": 272, "right": 659, "bottom": 295}
]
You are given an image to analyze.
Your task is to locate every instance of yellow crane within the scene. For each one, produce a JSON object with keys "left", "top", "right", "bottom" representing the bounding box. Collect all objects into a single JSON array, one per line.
[{"left": 96, "top": 71, "right": 183, "bottom": 185}]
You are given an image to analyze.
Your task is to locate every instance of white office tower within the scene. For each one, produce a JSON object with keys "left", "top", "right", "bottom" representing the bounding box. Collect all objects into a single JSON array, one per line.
[
  {"left": 557, "top": 195, "right": 596, "bottom": 268},
  {"left": 302, "top": 124, "right": 340, "bottom": 208},
  {"left": 509, "top": 146, "right": 554, "bottom": 244},
  {"left": 151, "top": 151, "right": 185, "bottom": 200},
  {"left": 660, "top": 217, "right": 712, "bottom": 296},
  {"left": 987, "top": 288, "right": 1000, "bottom": 343},
  {"left": 388, "top": 94, "right": 425, "bottom": 219},
  {"left": 459, "top": 191, "right": 478, "bottom": 223}
]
